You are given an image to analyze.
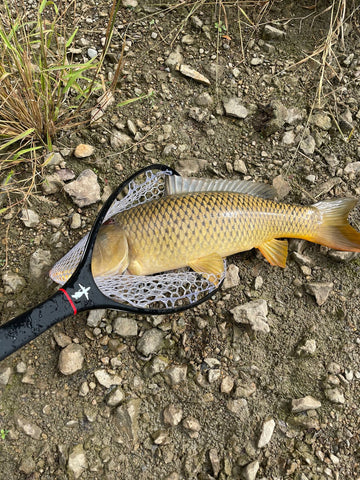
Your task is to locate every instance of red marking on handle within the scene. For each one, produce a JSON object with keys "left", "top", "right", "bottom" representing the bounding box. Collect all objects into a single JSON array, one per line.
[{"left": 60, "top": 288, "right": 77, "bottom": 315}]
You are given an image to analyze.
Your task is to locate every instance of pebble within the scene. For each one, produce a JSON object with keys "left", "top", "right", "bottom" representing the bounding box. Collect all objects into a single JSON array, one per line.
[
  {"left": 273, "top": 175, "right": 291, "bottom": 199},
  {"left": 152, "top": 429, "right": 171, "bottom": 445},
  {"left": 58, "top": 344, "right": 85, "bottom": 375},
  {"left": 177, "top": 64, "right": 210, "bottom": 85},
  {"left": 324, "top": 388, "right": 345, "bottom": 404},
  {"left": 20, "top": 208, "right": 39, "bottom": 227},
  {"left": 250, "top": 57, "right": 263, "bottom": 66},
  {"left": 122, "top": 0, "right": 138, "bottom": 7},
  {"left": 94, "top": 369, "right": 122, "bottom": 388},
  {"left": 70, "top": 212, "right": 81, "bottom": 229},
  {"left": 42, "top": 173, "right": 64, "bottom": 194},
  {"left": 309, "top": 113, "right": 332, "bottom": 130},
  {"left": 64, "top": 169, "right": 101, "bottom": 207},
  {"left": 163, "top": 404, "right": 183, "bottom": 426},
  {"left": 344, "top": 161, "right": 360, "bottom": 174},
  {"left": 110, "top": 130, "right": 133, "bottom": 149},
  {"left": 242, "top": 460, "right": 260, "bottom": 480},
  {"left": 165, "top": 47, "right": 183, "bottom": 69},
  {"left": 113, "top": 316, "right": 138, "bottom": 336},
  {"left": 226, "top": 398, "right": 249, "bottom": 418},
  {"left": 68, "top": 444, "right": 87, "bottom": 479},
  {"left": 182, "top": 34, "right": 195, "bottom": 45},
  {"left": 282, "top": 130, "right": 295, "bottom": 145},
  {"left": 29, "top": 248, "right": 51, "bottom": 279},
  {"left": 182, "top": 416, "right": 201, "bottom": 435},
  {"left": 115, "top": 398, "right": 141, "bottom": 442},
  {"left": 223, "top": 263, "right": 240, "bottom": 289},
  {"left": 74, "top": 143, "right": 95, "bottom": 158},
  {"left": 0, "top": 366, "right": 12, "bottom": 385},
  {"left": 16, "top": 416, "right": 42, "bottom": 440},
  {"left": 107, "top": 387, "right": 125, "bottom": 407},
  {"left": 53, "top": 330, "right": 72, "bottom": 348},
  {"left": 235, "top": 382, "right": 256, "bottom": 398},
  {"left": 45, "top": 151, "right": 63, "bottom": 166},
  {"left": 176, "top": 157, "right": 207, "bottom": 176},
  {"left": 257, "top": 418, "right": 275, "bottom": 448},
  {"left": 87, "top": 309, "right": 106, "bottom": 328},
  {"left": 223, "top": 97, "right": 248, "bottom": 119},
  {"left": 291, "top": 395, "right": 321, "bottom": 413},
  {"left": 79, "top": 382, "right": 89, "bottom": 397},
  {"left": 137, "top": 328, "right": 164, "bottom": 356},
  {"left": 2, "top": 272, "right": 25, "bottom": 293},
  {"left": 87, "top": 48, "right": 97, "bottom": 59},
  {"left": 195, "top": 92, "right": 213, "bottom": 107},
  {"left": 299, "top": 135, "right": 316, "bottom": 155},
  {"left": 296, "top": 339, "right": 317, "bottom": 356},
  {"left": 263, "top": 24, "right": 286, "bottom": 40},
  {"left": 231, "top": 299, "right": 269, "bottom": 333},
  {"left": 165, "top": 364, "right": 187, "bottom": 385},
  {"left": 305, "top": 282, "right": 333, "bottom": 306},
  {"left": 233, "top": 158, "right": 247, "bottom": 174}
]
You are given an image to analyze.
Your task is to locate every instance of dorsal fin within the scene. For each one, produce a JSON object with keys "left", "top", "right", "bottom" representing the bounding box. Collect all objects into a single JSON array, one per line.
[{"left": 165, "top": 175, "right": 275, "bottom": 199}]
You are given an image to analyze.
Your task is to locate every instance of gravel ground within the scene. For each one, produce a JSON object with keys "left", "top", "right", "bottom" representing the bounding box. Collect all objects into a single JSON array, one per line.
[{"left": 1, "top": 1, "right": 360, "bottom": 479}]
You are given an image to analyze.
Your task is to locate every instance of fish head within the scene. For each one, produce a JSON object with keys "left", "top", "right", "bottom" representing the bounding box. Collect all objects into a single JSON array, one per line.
[{"left": 91, "top": 224, "right": 129, "bottom": 277}]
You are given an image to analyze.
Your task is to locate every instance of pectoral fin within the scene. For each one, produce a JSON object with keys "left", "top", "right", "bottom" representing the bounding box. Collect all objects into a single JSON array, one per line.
[
  {"left": 188, "top": 253, "right": 224, "bottom": 284},
  {"left": 258, "top": 239, "right": 288, "bottom": 268}
]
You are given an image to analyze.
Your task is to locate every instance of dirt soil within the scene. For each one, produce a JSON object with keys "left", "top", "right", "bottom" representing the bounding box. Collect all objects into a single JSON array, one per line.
[{"left": 1, "top": 1, "right": 360, "bottom": 479}]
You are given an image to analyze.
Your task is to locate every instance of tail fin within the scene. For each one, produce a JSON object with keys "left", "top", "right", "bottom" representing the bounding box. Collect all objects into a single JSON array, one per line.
[{"left": 312, "top": 198, "right": 360, "bottom": 251}]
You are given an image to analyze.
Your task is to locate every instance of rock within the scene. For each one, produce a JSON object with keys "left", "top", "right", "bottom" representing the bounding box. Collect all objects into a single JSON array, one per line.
[
  {"left": 223, "top": 98, "right": 248, "bottom": 119},
  {"left": 42, "top": 173, "right": 64, "bottom": 194},
  {"left": 257, "top": 418, "right": 275, "bottom": 448},
  {"left": 242, "top": 460, "right": 260, "bottom": 480},
  {"left": 137, "top": 328, "right": 163, "bottom": 356},
  {"left": 273, "top": 175, "right": 291, "bottom": 199},
  {"left": 223, "top": 263, "right": 240, "bottom": 289},
  {"left": 64, "top": 169, "right": 101, "bottom": 207},
  {"left": 195, "top": 92, "right": 213, "bottom": 107},
  {"left": 29, "top": 249, "right": 51, "bottom": 279},
  {"left": 182, "top": 34, "right": 194, "bottom": 45},
  {"left": 165, "top": 364, "right": 187, "bottom": 385},
  {"left": 226, "top": 398, "right": 249, "bottom": 418},
  {"left": 305, "top": 282, "right": 333, "bottom": 306},
  {"left": 250, "top": 57, "right": 263, "bottom": 66},
  {"left": 296, "top": 339, "right": 317, "bottom": 356},
  {"left": 0, "top": 366, "right": 12, "bottom": 386},
  {"left": 68, "top": 444, "right": 87, "bottom": 479},
  {"left": 263, "top": 24, "right": 285, "bottom": 40},
  {"left": 53, "top": 331, "right": 72, "bottom": 348},
  {"left": 2, "top": 272, "right": 25, "bottom": 293},
  {"left": 285, "top": 107, "right": 305, "bottom": 125},
  {"left": 176, "top": 158, "right": 207, "bottom": 176},
  {"left": 259, "top": 101, "right": 288, "bottom": 136},
  {"left": 191, "top": 15, "right": 203, "bottom": 29},
  {"left": 328, "top": 251, "right": 357, "bottom": 262},
  {"left": 115, "top": 398, "right": 141, "bottom": 443},
  {"left": 163, "top": 404, "right": 183, "bottom": 426},
  {"left": 87, "top": 48, "right": 97, "bottom": 59},
  {"left": 19, "top": 456, "right": 36, "bottom": 475},
  {"left": 122, "top": 0, "right": 138, "bottom": 7},
  {"left": 323, "top": 153, "right": 339, "bottom": 167},
  {"left": 189, "top": 107, "right": 208, "bottom": 123},
  {"left": 107, "top": 387, "right": 125, "bottom": 407},
  {"left": 344, "top": 162, "right": 360, "bottom": 174},
  {"left": 165, "top": 47, "right": 183, "bottom": 69},
  {"left": 79, "top": 382, "right": 89, "bottom": 397},
  {"left": 324, "top": 388, "right": 345, "bottom": 404},
  {"left": 282, "top": 130, "right": 295, "bottom": 145},
  {"left": 152, "top": 429, "right": 171, "bottom": 445},
  {"left": 292, "top": 395, "right": 321, "bottom": 413},
  {"left": 20, "top": 208, "right": 39, "bottom": 227},
  {"left": 339, "top": 108, "right": 353, "bottom": 132},
  {"left": 235, "top": 382, "right": 256, "bottom": 398},
  {"left": 182, "top": 416, "right": 201, "bottom": 432},
  {"left": 209, "top": 448, "right": 221, "bottom": 477},
  {"left": 94, "top": 369, "right": 122, "bottom": 388},
  {"left": 74, "top": 144, "right": 95, "bottom": 158},
  {"left": 113, "top": 316, "right": 138, "bottom": 337},
  {"left": 144, "top": 355, "right": 169, "bottom": 377},
  {"left": 254, "top": 276, "right": 263, "bottom": 290},
  {"left": 110, "top": 130, "right": 133, "bottom": 149},
  {"left": 45, "top": 151, "right": 63, "bottom": 166},
  {"left": 16, "top": 416, "right": 42, "bottom": 440},
  {"left": 299, "top": 135, "right": 316, "bottom": 155},
  {"left": 87, "top": 309, "right": 106, "bottom": 328},
  {"left": 177, "top": 64, "right": 210, "bottom": 85},
  {"left": 231, "top": 299, "right": 269, "bottom": 333},
  {"left": 58, "top": 344, "right": 85, "bottom": 375},
  {"left": 309, "top": 113, "right": 332, "bottom": 130},
  {"left": 233, "top": 158, "right": 247, "bottom": 174},
  {"left": 327, "top": 362, "right": 341, "bottom": 374}
]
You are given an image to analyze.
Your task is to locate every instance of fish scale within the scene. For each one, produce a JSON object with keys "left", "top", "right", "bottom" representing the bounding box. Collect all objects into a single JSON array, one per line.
[{"left": 113, "top": 191, "right": 320, "bottom": 276}]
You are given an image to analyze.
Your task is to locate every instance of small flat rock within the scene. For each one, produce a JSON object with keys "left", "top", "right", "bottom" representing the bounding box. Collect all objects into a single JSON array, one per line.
[
  {"left": 344, "top": 162, "right": 360, "bottom": 174},
  {"left": 299, "top": 135, "right": 316, "bottom": 155},
  {"left": 182, "top": 34, "right": 195, "bottom": 45},
  {"left": 176, "top": 157, "right": 207, "bottom": 176},
  {"left": 29, "top": 249, "right": 51, "bottom": 279},
  {"left": 0, "top": 366, "right": 12, "bottom": 386},
  {"left": 223, "top": 264, "right": 240, "bottom": 289},
  {"left": 258, "top": 418, "right": 275, "bottom": 448},
  {"left": 110, "top": 130, "right": 133, "bottom": 149},
  {"left": 20, "top": 209, "right": 39, "bottom": 227},
  {"left": 250, "top": 57, "right": 263, "bottom": 66},
  {"left": 209, "top": 448, "right": 221, "bottom": 477},
  {"left": 195, "top": 92, "right": 213, "bottom": 107},
  {"left": 107, "top": 387, "right": 125, "bottom": 407},
  {"left": 152, "top": 429, "right": 171, "bottom": 445},
  {"left": 296, "top": 339, "right": 317, "bottom": 356},
  {"left": 42, "top": 173, "right": 64, "bottom": 195},
  {"left": 292, "top": 395, "right": 321, "bottom": 413},
  {"left": 114, "top": 316, "right": 138, "bottom": 337},
  {"left": 223, "top": 98, "right": 248, "bottom": 119},
  {"left": 226, "top": 398, "right": 249, "bottom": 418},
  {"left": 282, "top": 130, "right": 295, "bottom": 145},
  {"left": 58, "top": 344, "right": 85, "bottom": 375},
  {"left": 45, "top": 151, "right": 63, "bottom": 166},
  {"left": 122, "top": 0, "right": 138, "bottom": 6},
  {"left": 242, "top": 460, "right": 260, "bottom": 480},
  {"left": 231, "top": 299, "right": 269, "bottom": 333},
  {"left": 233, "top": 158, "right": 247, "bottom": 174},
  {"left": 263, "top": 24, "right": 285, "bottom": 40},
  {"left": 2, "top": 272, "right": 26, "bottom": 294},
  {"left": 309, "top": 113, "right": 332, "bottom": 130},
  {"left": 137, "top": 328, "right": 163, "bottom": 356},
  {"left": 221, "top": 375, "right": 234, "bottom": 394},
  {"left": 324, "top": 388, "right": 345, "bottom": 404},
  {"left": 182, "top": 416, "right": 201, "bottom": 432},
  {"left": 68, "top": 444, "right": 87, "bottom": 479},
  {"left": 116, "top": 398, "right": 141, "bottom": 443},
  {"left": 235, "top": 382, "right": 256, "bottom": 398},
  {"left": 178, "top": 64, "right": 210, "bottom": 85},
  {"left": 165, "top": 364, "right": 187, "bottom": 385},
  {"left": 165, "top": 47, "right": 183, "bottom": 69},
  {"left": 53, "top": 331, "right": 72, "bottom": 348},
  {"left": 94, "top": 369, "right": 122, "bottom": 388},
  {"left": 64, "top": 169, "right": 101, "bottom": 207},
  {"left": 16, "top": 416, "right": 42, "bottom": 440},
  {"left": 328, "top": 250, "right": 357, "bottom": 262},
  {"left": 163, "top": 404, "right": 183, "bottom": 426},
  {"left": 305, "top": 282, "right": 333, "bottom": 306},
  {"left": 87, "top": 309, "right": 106, "bottom": 328},
  {"left": 273, "top": 175, "right": 291, "bottom": 199},
  {"left": 74, "top": 144, "right": 95, "bottom": 158},
  {"left": 285, "top": 107, "right": 305, "bottom": 125}
]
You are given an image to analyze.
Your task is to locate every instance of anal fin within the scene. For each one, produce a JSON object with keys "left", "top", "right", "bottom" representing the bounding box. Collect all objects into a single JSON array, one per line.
[
  {"left": 188, "top": 253, "right": 225, "bottom": 284},
  {"left": 258, "top": 239, "right": 288, "bottom": 268}
]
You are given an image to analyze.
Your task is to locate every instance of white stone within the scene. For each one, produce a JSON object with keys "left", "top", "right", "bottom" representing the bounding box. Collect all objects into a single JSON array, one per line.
[{"left": 257, "top": 418, "right": 275, "bottom": 448}]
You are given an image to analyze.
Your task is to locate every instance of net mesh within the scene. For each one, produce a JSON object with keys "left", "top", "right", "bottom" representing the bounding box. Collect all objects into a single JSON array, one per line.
[{"left": 50, "top": 170, "right": 226, "bottom": 309}]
